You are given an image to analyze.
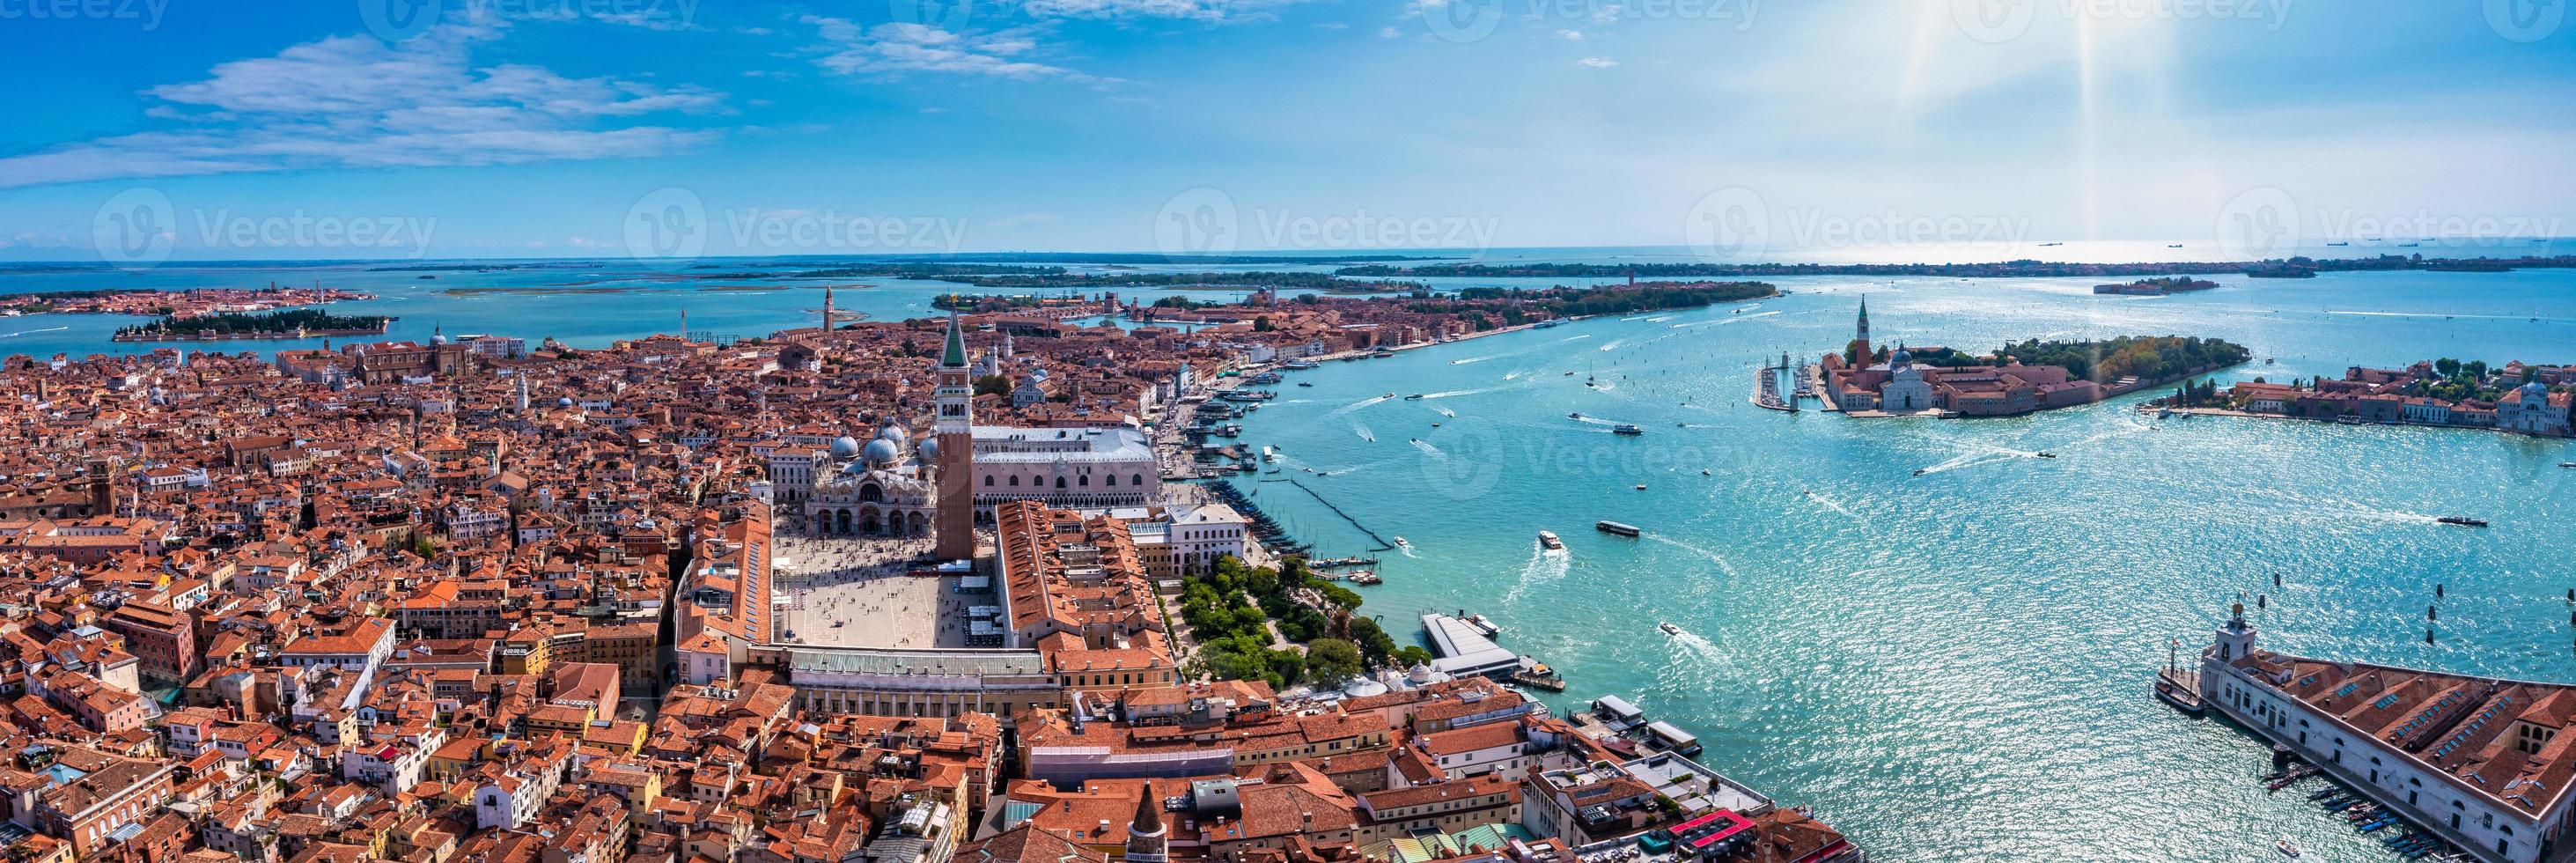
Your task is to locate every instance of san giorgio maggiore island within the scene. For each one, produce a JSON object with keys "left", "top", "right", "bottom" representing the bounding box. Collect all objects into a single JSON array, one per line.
[{"left": 0, "top": 278, "right": 1870, "bottom": 863}]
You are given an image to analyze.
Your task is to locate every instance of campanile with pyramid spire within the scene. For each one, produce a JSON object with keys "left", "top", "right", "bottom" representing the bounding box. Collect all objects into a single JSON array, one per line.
[{"left": 934, "top": 309, "right": 976, "bottom": 561}]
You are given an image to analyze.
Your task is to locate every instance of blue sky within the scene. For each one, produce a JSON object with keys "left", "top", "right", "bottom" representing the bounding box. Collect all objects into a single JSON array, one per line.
[{"left": 1, "top": 0, "right": 2571, "bottom": 261}]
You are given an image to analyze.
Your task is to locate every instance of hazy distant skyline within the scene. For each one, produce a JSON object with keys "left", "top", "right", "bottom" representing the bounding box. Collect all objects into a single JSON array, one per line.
[{"left": 3, "top": 0, "right": 2572, "bottom": 262}]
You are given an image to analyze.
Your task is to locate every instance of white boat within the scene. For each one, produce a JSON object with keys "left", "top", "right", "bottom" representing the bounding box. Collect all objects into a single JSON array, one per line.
[
  {"left": 1536, "top": 530, "right": 1563, "bottom": 550},
  {"left": 2561, "top": 461, "right": 2575, "bottom": 468},
  {"left": 1658, "top": 622, "right": 1682, "bottom": 637},
  {"left": 1467, "top": 614, "right": 1503, "bottom": 637},
  {"left": 1392, "top": 536, "right": 1410, "bottom": 549},
  {"left": 2276, "top": 838, "right": 2300, "bottom": 858}
]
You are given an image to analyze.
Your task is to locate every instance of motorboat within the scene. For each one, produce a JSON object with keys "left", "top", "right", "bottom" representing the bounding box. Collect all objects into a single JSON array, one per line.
[
  {"left": 1569, "top": 411, "right": 1584, "bottom": 419},
  {"left": 1345, "top": 571, "right": 1381, "bottom": 585},
  {"left": 1297, "top": 381, "right": 1314, "bottom": 387},
  {"left": 1537, "top": 530, "right": 1564, "bottom": 551},
  {"left": 2277, "top": 838, "right": 2300, "bottom": 858},
  {"left": 2559, "top": 461, "right": 2575, "bottom": 468},
  {"left": 1658, "top": 622, "right": 1682, "bottom": 637},
  {"left": 1403, "top": 394, "right": 1426, "bottom": 400},
  {"left": 2035, "top": 451, "right": 2056, "bottom": 458},
  {"left": 1392, "top": 536, "right": 1410, "bottom": 549},
  {"left": 1381, "top": 393, "right": 1395, "bottom": 399},
  {"left": 1633, "top": 483, "right": 1648, "bottom": 491},
  {"left": 1912, "top": 468, "right": 1927, "bottom": 476},
  {"left": 2437, "top": 516, "right": 2490, "bottom": 527},
  {"left": 1595, "top": 520, "right": 1640, "bottom": 537},
  {"left": 1700, "top": 468, "right": 1711, "bottom": 476},
  {"left": 1612, "top": 424, "right": 1645, "bottom": 436}
]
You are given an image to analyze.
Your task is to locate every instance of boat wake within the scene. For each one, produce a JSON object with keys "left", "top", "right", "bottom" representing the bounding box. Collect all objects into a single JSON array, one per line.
[
  {"left": 1719, "top": 310, "right": 1783, "bottom": 326},
  {"left": 1571, "top": 415, "right": 1630, "bottom": 427},
  {"left": 1560, "top": 334, "right": 1593, "bottom": 342},
  {"left": 1417, "top": 387, "right": 1497, "bottom": 400},
  {"left": 1428, "top": 406, "right": 1456, "bottom": 417},
  {"left": 1502, "top": 546, "right": 1572, "bottom": 603},
  {"left": 1645, "top": 534, "right": 1739, "bottom": 578},
  {"left": 0, "top": 326, "right": 70, "bottom": 339},
  {"left": 1450, "top": 355, "right": 1497, "bottom": 365},
  {"left": 1326, "top": 395, "right": 1395, "bottom": 417},
  {"left": 1805, "top": 491, "right": 1861, "bottom": 520},
  {"left": 1911, "top": 450, "right": 2022, "bottom": 476},
  {"left": 1644, "top": 315, "right": 1674, "bottom": 322},
  {"left": 1664, "top": 626, "right": 1736, "bottom": 668},
  {"left": 1409, "top": 439, "right": 1442, "bottom": 456},
  {"left": 1502, "top": 369, "right": 1530, "bottom": 380},
  {"left": 1599, "top": 341, "right": 1623, "bottom": 351},
  {"left": 1351, "top": 423, "right": 1376, "bottom": 443}
]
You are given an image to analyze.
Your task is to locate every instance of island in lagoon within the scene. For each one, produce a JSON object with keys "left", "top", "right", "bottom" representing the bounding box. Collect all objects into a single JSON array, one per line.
[
  {"left": 113, "top": 306, "right": 395, "bottom": 342},
  {"left": 1, "top": 285, "right": 372, "bottom": 317},
  {"left": 1816, "top": 300, "right": 2248, "bottom": 417},
  {"left": 2161, "top": 358, "right": 2572, "bottom": 437}
]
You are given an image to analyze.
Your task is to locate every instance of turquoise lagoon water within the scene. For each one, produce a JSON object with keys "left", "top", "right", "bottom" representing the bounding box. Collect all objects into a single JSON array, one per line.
[{"left": 1216, "top": 269, "right": 2576, "bottom": 862}]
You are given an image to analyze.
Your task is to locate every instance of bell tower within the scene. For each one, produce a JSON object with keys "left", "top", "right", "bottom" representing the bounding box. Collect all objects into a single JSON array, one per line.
[
  {"left": 1123, "top": 782, "right": 1168, "bottom": 863},
  {"left": 934, "top": 311, "right": 977, "bottom": 561},
  {"left": 1852, "top": 295, "right": 1871, "bottom": 363}
]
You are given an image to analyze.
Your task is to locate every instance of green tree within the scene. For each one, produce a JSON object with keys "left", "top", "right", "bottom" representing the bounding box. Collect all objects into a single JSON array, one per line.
[{"left": 1305, "top": 638, "right": 1364, "bottom": 686}]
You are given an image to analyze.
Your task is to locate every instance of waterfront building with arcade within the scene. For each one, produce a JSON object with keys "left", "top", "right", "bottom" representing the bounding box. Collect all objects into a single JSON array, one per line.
[{"left": 2198, "top": 605, "right": 2576, "bottom": 862}]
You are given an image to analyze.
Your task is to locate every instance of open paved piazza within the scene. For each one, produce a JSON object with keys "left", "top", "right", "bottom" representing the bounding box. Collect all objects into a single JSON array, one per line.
[{"left": 773, "top": 533, "right": 983, "bottom": 650}]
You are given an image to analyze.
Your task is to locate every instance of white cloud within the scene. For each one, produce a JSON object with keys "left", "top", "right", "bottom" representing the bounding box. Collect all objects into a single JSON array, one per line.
[
  {"left": 0, "top": 15, "right": 724, "bottom": 189},
  {"left": 1575, "top": 56, "right": 1617, "bottom": 68},
  {"left": 1012, "top": 0, "right": 1302, "bottom": 23},
  {"left": 1378, "top": 26, "right": 1402, "bottom": 38},
  {"left": 801, "top": 15, "right": 1110, "bottom": 83},
  {"left": 1555, "top": 29, "right": 1583, "bottom": 40}
]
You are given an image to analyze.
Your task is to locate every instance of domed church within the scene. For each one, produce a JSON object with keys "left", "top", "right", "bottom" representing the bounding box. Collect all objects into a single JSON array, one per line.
[{"left": 804, "top": 421, "right": 939, "bottom": 537}]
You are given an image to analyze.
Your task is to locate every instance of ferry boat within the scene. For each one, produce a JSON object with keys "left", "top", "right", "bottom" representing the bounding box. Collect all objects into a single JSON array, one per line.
[
  {"left": 1284, "top": 360, "right": 1320, "bottom": 370},
  {"left": 1594, "top": 520, "right": 1640, "bottom": 537},
  {"left": 2436, "top": 516, "right": 2490, "bottom": 527},
  {"left": 2277, "top": 838, "right": 2300, "bottom": 858},
  {"left": 1344, "top": 571, "right": 1382, "bottom": 585},
  {"left": 1611, "top": 424, "right": 1645, "bottom": 436},
  {"left": 1402, "top": 394, "right": 1426, "bottom": 401},
  {"left": 1657, "top": 622, "right": 1682, "bottom": 637},
  {"left": 1372, "top": 350, "right": 1396, "bottom": 358},
  {"left": 2034, "top": 451, "right": 2056, "bottom": 458},
  {"left": 1536, "top": 530, "right": 1563, "bottom": 550},
  {"left": 2558, "top": 461, "right": 2575, "bottom": 468}
]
